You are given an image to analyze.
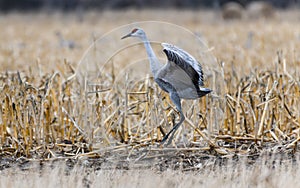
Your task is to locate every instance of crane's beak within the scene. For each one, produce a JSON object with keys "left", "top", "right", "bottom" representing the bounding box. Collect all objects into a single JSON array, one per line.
[{"left": 121, "top": 33, "right": 131, "bottom": 39}]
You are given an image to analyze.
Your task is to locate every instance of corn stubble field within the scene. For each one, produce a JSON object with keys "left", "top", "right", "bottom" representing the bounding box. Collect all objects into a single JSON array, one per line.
[{"left": 0, "top": 9, "right": 300, "bottom": 187}]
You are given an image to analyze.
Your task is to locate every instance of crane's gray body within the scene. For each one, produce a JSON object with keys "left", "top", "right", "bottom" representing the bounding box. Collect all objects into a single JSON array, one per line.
[{"left": 121, "top": 28, "right": 211, "bottom": 144}]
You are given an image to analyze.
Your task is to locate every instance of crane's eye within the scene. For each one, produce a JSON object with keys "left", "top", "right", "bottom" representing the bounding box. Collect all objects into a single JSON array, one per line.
[{"left": 131, "top": 28, "right": 138, "bottom": 33}]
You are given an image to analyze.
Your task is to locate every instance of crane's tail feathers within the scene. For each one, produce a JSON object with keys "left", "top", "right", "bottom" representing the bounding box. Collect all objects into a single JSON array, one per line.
[
  {"left": 200, "top": 87, "right": 212, "bottom": 92},
  {"left": 199, "top": 87, "right": 212, "bottom": 97}
]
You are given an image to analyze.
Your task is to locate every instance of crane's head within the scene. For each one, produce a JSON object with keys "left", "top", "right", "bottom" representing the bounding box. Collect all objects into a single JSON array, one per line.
[{"left": 121, "top": 28, "right": 146, "bottom": 40}]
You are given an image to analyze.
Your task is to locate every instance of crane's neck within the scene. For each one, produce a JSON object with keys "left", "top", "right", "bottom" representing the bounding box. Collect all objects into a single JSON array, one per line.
[{"left": 140, "top": 35, "right": 161, "bottom": 75}]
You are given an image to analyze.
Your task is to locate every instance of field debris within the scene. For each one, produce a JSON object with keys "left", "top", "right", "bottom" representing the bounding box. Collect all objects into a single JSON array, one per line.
[{"left": 0, "top": 51, "right": 299, "bottom": 167}]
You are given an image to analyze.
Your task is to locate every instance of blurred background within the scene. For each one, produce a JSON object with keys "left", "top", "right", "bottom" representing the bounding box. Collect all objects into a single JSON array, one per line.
[{"left": 0, "top": 0, "right": 298, "bottom": 11}]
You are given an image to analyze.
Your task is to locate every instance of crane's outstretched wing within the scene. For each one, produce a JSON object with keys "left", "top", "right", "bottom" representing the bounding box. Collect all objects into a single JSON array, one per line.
[
  {"left": 155, "top": 43, "right": 210, "bottom": 99},
  {"left": 156, "top": 60, "right": 211, "bottom": 99},
  {"left": 161, "top": 43, "right": 204, "bottom": 86}
]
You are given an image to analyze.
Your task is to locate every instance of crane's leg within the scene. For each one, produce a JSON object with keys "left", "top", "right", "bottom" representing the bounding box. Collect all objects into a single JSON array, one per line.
[{"left": 161, "top": 91, "right": 185, "bottom": 145}]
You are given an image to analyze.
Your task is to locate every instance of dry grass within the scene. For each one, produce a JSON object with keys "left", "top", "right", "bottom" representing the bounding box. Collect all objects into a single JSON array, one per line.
[
  {"left": 1, "top": 153, "right": 300, "bottom": 188},
  {"left": 0, "top": 10, "right": 300, "bottom": 186}
]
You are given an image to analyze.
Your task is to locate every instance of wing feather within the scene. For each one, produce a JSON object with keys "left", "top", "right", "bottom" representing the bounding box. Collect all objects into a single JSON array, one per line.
[
  {"left": 156, "top": 61, "right": 201, "bottom": 99},
  {"left": 161, "top": 43, "right": 204, "bottom": 86}
]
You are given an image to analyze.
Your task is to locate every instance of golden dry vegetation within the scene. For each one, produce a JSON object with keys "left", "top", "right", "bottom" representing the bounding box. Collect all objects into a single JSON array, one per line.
[
  {"left": 1, "top": 154, "right": 300, "bottom": 188},
  {"left": 0, "top": 9, "right": 300, "bottom": 187}
]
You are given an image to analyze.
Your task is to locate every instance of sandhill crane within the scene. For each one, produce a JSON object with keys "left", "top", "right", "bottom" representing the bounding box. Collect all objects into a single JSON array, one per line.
[{"left": 121, "top": 28, "right": 211, "bottom": 144}]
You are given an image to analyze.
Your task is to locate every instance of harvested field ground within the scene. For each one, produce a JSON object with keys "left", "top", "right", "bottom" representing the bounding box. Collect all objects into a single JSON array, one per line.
[{"left": 0, "top": 9, "right": 300, "bottom": 187}]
